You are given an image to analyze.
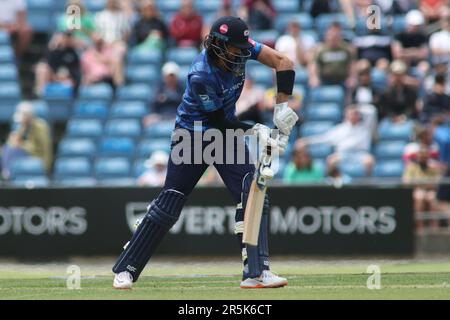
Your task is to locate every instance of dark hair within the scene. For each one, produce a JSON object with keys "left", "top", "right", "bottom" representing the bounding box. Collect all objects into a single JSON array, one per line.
[{"left": 435, "top": 73, "right": 447, "bottom": 85}]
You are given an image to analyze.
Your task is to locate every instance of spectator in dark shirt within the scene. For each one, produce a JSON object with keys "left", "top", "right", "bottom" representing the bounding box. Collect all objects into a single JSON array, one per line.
[
  {"left": 35, "top": 32, "right": 81, "bottom": 97},
  {"left": 132, "top": 0, "right": 169, "bottom": 50},
  {"left": 310, "top": 0, "right": 333, "bottom": 18},
  {"left": 240, "top": 0, "right": 276, "bottom": 30},
  {"left": 170, "top": 0, "right": 203, "bottom": 48},
  {"left": 353, "top": 28, "right": 392, "bottom": 67},
  {"left": 393, "top": 10, "right": 429, "bottom": 74},
  {"left": 421, "top": 74, "right": 450, "bottom": 123},
  {"left": 143, "top": 62, "right": 184, "bottom": 127},
  {"left": 350, "top": 59, "right": 382, "bottom": 106},
  {"left": 379, "top": 59, "right": 419, "bottom": 122}
]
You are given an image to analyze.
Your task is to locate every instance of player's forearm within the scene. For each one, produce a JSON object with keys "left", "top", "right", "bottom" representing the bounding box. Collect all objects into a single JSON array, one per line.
[{"left": 207, "top": 108, "right": 253, "bottom": 132}]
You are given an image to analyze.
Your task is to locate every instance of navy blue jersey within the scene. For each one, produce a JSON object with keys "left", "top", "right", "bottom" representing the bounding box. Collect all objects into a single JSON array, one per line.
[{"left": 175, "top": 41, "right": 263, "bottom": 131}]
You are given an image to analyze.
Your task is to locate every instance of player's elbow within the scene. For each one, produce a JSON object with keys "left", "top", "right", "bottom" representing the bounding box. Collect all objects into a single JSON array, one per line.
[{"left": 277, "top": 54, "right": 295, "bottom": 72}]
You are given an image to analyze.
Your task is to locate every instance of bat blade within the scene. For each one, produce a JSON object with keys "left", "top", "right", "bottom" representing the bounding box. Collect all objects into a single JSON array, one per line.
[{"left": 243, "top": 180, "right": 267, "bottom": 246}]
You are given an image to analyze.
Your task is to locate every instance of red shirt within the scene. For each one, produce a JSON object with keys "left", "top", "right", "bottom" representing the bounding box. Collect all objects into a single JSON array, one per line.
[{"left": 170, "top": 13, "right": 203, "bottom": 47}]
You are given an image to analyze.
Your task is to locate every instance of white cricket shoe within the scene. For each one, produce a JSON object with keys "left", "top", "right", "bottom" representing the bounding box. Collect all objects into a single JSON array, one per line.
[
  {"left": 113, "top": 271, "right": 133, "bottom": 290},
  {"left": 240, "top": 270, "right": 288, "bottom": 289}
]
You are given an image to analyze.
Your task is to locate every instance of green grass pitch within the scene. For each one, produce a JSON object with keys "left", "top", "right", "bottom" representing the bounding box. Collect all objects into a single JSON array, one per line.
[{"left": 0, "top": 258, "right": 449, "bottom": 300}]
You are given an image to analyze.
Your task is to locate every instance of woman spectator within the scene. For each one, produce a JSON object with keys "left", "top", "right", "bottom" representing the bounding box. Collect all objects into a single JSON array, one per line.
[
  {"left": 170, "top": 0, "right": 203, "bottom": 48},
  {"left": 283, "top": 145, "right": 325, "bottom": 184},
  {"left": 132, "top": 0, "right": 169, "bottom": 51},
  {"left": 240, "top": 0, "right": 276, "bottom": 30}
]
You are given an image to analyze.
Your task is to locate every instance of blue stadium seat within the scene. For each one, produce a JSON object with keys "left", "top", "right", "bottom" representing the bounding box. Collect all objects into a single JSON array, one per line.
[
  {"left": 308, "top": 144, "right": 334, "bottom": 159},
  {"left": 273, "top": 0, "right": 299, "bottom": 12},
  {"left": 137, "top": 139, "right": 171, "bottom": 158},
  {"left": 105, "top": 119, "right": 142, "bottom": 138},
  {"left": 126, "top": 65, "right": 160, "bottom": 84},
  {"left": 355, "top": 17, "right": 389, "bottom": 35},
  {"left": 374, "top": 160, "right": 404, "bottom": 178},
  {"left": 305, "top": 103, "right": 343, "bottom": 122},
  {"left": 79, "top": 84, "right": 114, "bottom": 102},
  {"left": 300, "top": 121, "right": 335, "bottom": 137},
  {"left": 117, "top": 84, "right": 154, "bottom": 103},
  {"left": 392, "top": 15, "right": 406, "bottom": 34},
  {"left": 9, "top": 157, "right": 46, "bottom": 179},
  {"left": 178, "top": 65, "right": 190, "bottom": 87},
  {"left": 27, "top": 0, "right": 54, "bottom": 10},
  {"left": 45, "top": 100, "right": 72, "bottom": 122},
  {"left": 294, "top": 68, "right": 309, "bottom": 86},
  {"left": 251, "top": 29, "right": 280, "bottom": 46},
  {"left": 310, "top": 86, "right": 345, "bottom": 104},
  {"left": 110, "top": 101, "right": 148, "bottom": 119},
  {"left": 0, "top": 31, "right": 10, "bottom": 45},
  {"left": 374, "top": 141, "right": 407, "bottom": 160},
  {"left": 28, "top": 12, "right": 54, "bottom": 32},
  {"left": 156, "top": 0, "right": 181, "bottom": 13},
  {"left": 84, "top": 0, "right": 106, "bottom": 12},
  {"left": 58, "top": 138, "right": 97, "bottom": 158},
  {"left": 56, "top": 177, "right": 97, "bottom": 187},
  {"left": 144, "top": 121, "right": 174, "bottom": 139},
  {"left": 99, "top": 137, "right": 136, "bottom": 156},
  {"left": 0, "top": 82, "right": 21, "bottom": 103},
  {"left": 95, "top": 157, "right": 131, "bottom": 178},
  {"left": 127, "top": 49, "right": 163, "bottom": 65},
  {"left": 54, "top": 157, "right": 92, "bottom": 178},
  {"left": 371, "top": 69, "right": 387, "bottom": 91},
  {"left": 167, "top": 47, "right": 199, "bottom": 66},
  {"left": 275, "top": 13, "right": 314, "bottom": 33},
  {"left": 315, "top": 14, "right": 351, "bottom": 31},
  {"left": 30, "top": 100, "right": 50, "bottom": 121},
  {"left": 0, "top": 46, "right": 14, "bottom": 63},
  {"left": 72, "top": 101, "right": 109, "bottom": 120},
  {"left": 0, "top": 64, "right": 18, "bottom": 81},
  {"left": 44, "top": 82, "right": 73, "bottom": 99},
  {"left": 378, "top": 120, "right": 414, "bottom": 141},
  {"left": 11, "top": 176, "right": 50, "bottom": 187},
  {"left": 247, "top": 65, "right": 274, "bottom": 87},
  {"left": 0, "top": 103, "right": 17, "bottom": 123},
  {"left": 340, "top": 161, "right": 366, "bottom": 178},
  {"left": 66, "top": 119, "right": 103, "bottom": 138},
  {"left": 133, "top": 158, "right": 146, "bottom": 178},
  {"left": 195, "top": 0, "right": 221, "bottom": 14}
]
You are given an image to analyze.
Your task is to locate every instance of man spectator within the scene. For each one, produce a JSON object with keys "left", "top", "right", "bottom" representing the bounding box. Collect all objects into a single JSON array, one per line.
[
  {"left": 353, "top": 27, "right": 392, "bottom": 68},
  {"left": 297, "top": 105, "right": 376, "bottom": 176},
  {"left": 81, "top": 33, "right": 124, "bottom": 90},
  {"left": 1, "top": 132, "right": 30, "bottom": 180},
  {"left": 240, "top": 0, "right": 276, "bottom": 30},
  {"left": 57, "top": 0, "right": 96, "bottom": 50},
  {"left": 421, "top": 74, "right": 450, "bottom": 123},
  {"left": 283, "top": 145, "right": 324, "bottom": 184},
  {"left": 0, "top": 0, "right": 33, "bottom": 57},
  {"left": 393, "top": 10, "right": 429, "bottom": 73},
  {"left": 309, "top": 22, "right": 356, "bottom": 88},
  {"left": 170, "top": 0, "right": 203, "bottom": 48},
  {"left": 429, "top": 12, "right": 450, "bottom": 66},
  {"left": 275, "top": 20, "right": 316, "bottom": 67},
  {"left": 35, "top": 32, "right": 81, "bottom": 97},
  {"left": 95, "top": 0, "right": 132, "bottom": 45},
  {"left": 143, "top": 62, "right": 184, "bottom": 126},
  {"left": 12, "top": 102, "right": 52, "bottom": 173},
  {"left": 138, "top": 151, "right": 169, "bottom": 187},
  {"left": 424, "top": 61, "right": 450, "bottom": 95},
  {"left": 420, "top": 0, "right": 450, "bottom": 23},
  {"left": 404, "top": 126, "right": 441, "bottom": 163},
  {"left": 350, "top": 59, "right": 382, "bottom": 106},
  {"left": 236, "top": 76, "right": 265, "bottom": 124},
  {"left": 132, "top": 0, "right": 169, "bottom": 51},
  {"left": 379, "top": 60, "right": 419, "bottom": 122}
]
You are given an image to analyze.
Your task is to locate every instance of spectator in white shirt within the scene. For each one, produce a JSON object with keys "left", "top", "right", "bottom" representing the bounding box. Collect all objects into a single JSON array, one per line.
[
  {"left": 0, "top": 0, "right": 33, "bottom": 57},
  {"left": 429, "top": 13, "right": 450, "bottom": 66},
  {"left": 95, "top": 0, "right": 131, "bottom": 44},
  {"left": 137, "top": 151, "right": 169, "bottom": 187},
  {"left": 297, "top": 105, "right": 376, "bottom": 176},
  {"left": 275, "top": 20, "right": 316, "bottom": 67}
]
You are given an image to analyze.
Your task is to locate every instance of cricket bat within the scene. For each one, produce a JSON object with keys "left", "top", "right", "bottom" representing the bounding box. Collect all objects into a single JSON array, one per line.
[{"left": 243, "top": 145, "right": 274, "bottom": 246}]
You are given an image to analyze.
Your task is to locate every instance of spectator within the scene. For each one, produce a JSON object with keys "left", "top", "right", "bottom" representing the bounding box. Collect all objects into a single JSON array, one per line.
[
  {"left": 350, "top": 60, "right": 383, "bottom": 106},
  {"left": 420, "top": 74, "right": 450, "bottom": 123},
  {"left": 0, "top": 0, "right": 33, "bottom": 57},
  {"left": 57, "top": 0, "right": 96, "bottom": 49},
  {"left": 309, "top": 0, "right": 334, "bottom": 18},
  {"left": 95, "top": 0, "right": 132, "bottom": 45},
  {"left": 143, "top": 62, "right": 184, "bottom": 126},
  {"left": 240, "top": 0, "right": 276, "bottom": 30},
  {"left": 353, "top": 27, "right": 392, "bottom": 68},
  {"left": 379, "top": 60, "right": 419, "bottom": 122},
  {"left": 375, "top": 0, "right": 415, "bottom": 16},
  {"left": 12, "top": 102, "right": 52, "bottom": 173},
  {"left": 404, "top": 126, "right": 441, "bottom": 163},
  {"left": 297, "top": 105, "right": 376, "bottom": 176},
  {"left": 325, "top": 165, "right": 352, "bottom": 187},
  {"left": 275, "top": 21, "right": 316, "bottom": 67},
  {"left": 137, "top": 151, "right": 169, "bottom": 187},
  {"left": 132, "top": 0, "right": 169, "bottom": 51},
  {"left": 283, "top": 145, "right": 324, "bottom": 184},
  {"left": 403, "top": 145, "right": 444, "bottom": 232},
  {"left": 236, "top": 76, "right": 265, "bottom": 124},
  {"left": 35, "top": 32, "right": 81, "bottom": 97},
  {"left": 429, "top": 12, "right": 450, "bottom": 66},
  {"left": 81, "top": 33, "right": 124, "bottom": 89},
  {"left": 424, "top": 61, "right": 450, "bottom": 95},
  {"left": 309, "top": 23, "right": 356, "bottom": 88},
  {"left": 420, "top": 0, "right": 450, "bottom": 23},
  {"left": 393, "top": 10, "right": 429, "bottom": 73},
  {"left": 1, "top": 132, "right": 30, "bottom": 180},
  {"left": 170, "top": 0, "right": 203, "bottom": 48}
]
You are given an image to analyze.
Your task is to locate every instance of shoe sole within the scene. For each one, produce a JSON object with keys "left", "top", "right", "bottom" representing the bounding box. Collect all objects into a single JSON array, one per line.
[
  {"left": 113, "top": 285, "right": 132, "bottom": 290},
  {"left": 240, "top": 281, "right": 288, "bottom": 289}
]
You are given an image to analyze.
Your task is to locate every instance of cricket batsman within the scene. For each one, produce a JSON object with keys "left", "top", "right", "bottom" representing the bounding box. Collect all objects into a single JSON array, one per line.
[{"left": 113, "top": 16, "right": 299, "bottom": 289}]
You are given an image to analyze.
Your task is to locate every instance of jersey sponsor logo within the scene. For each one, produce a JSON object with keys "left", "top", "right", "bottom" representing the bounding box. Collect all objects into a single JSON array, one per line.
[
  {"left": 220, "top": 24, "right": 228, "bottom": 34},
  {"left": 248, "top": 38, "right": 256, "bottom": 47}
]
